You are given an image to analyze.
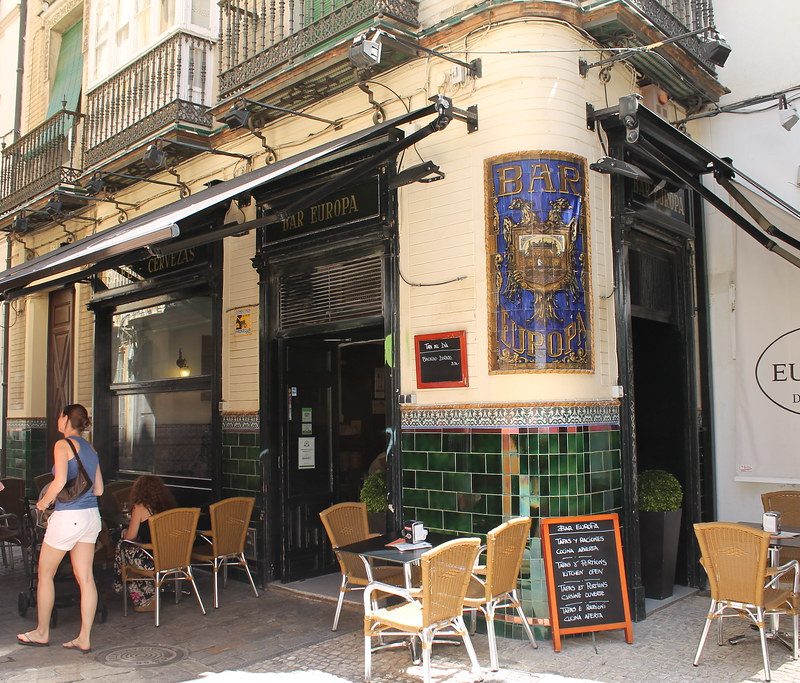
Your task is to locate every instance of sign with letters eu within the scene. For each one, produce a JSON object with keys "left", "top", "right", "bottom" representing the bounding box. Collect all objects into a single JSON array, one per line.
[{"left": 485, "top": 153, "right": 592, "bottom": 372}]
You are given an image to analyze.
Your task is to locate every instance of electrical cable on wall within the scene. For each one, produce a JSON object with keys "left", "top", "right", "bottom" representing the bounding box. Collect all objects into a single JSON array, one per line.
[{"left": 399, "top": 269, "right": 467, "bottom": 287}]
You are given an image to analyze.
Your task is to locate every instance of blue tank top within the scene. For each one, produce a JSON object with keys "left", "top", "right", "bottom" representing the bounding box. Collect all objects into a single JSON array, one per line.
[{"left": 53, "top": 436, "right": 99, "bottom": 511}]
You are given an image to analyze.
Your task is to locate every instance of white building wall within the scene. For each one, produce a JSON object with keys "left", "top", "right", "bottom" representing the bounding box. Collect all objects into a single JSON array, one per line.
[
  {"left": 0, "top": 0, "right": 20, "bottom": 140},
  {"left": 700, "top": 0, "right": 800, "bottom": 522}
]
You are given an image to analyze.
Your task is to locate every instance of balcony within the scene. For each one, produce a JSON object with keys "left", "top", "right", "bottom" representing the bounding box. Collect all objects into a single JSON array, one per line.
[
  {"left": 216, "top": 0, "right": 419, "bottom": 114},
  {"left": 84, "top": 31, "right": 216, "bottom": 175},
  {"left": 582, "top": 0, "right": 726, "bottom": 104},
  {"left": 0, "top": 108, "right": 84, "bottom": 220}
]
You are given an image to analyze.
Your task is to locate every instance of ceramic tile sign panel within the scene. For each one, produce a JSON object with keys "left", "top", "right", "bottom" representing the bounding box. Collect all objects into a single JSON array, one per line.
[
  {"left": 414, "top": 331, "right": 468, "bottom": 388},
  {"left": 540, "top": 513, "right": 633, "bottom": 652},
  {"left": 485, "top": 153, "right": 592, "bottom": 373}
]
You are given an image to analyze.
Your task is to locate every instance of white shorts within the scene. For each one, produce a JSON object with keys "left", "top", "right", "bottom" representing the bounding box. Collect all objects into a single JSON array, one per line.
[{"left": 43, "top": 508, "right": 102, "bottom": 551}]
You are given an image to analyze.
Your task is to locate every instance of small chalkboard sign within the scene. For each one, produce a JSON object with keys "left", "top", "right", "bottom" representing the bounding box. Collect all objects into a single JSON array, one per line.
[
  {"left": 414, "top": 331, "right": 468, "bottom": 389},
  {"left": 540, "top": 513, "right": 633, "bottom": 651}
]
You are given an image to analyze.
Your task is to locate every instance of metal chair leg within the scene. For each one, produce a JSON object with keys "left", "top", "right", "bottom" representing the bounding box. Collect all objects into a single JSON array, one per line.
[
  {"left": 486, "top": 603, "right": 499, "bottom": 671},
  {"left": 757, "top": 608, "right": 771, "bottom": 682},
  {"left": 122, "top": 574, "right": 128, "bottom": 617},
  {"left": 155, "top": 574, "right": 161, "bottom": 627},
  {"left": 421, "top": 630, "right": 433, "bottom": 683},
  {"left": 239, "top": 553, "right": 259, "bottom": 597},
  {"left": 457, "top": 616, "right": 483, "bottom": 679},
  {"left": 212, "top": 558, "right": 220, "bottom": 609},
  {"left": 332, "top": 574, "right": 347, "bottom": 631},
  {"left": 187, "top": 567, "right": 206, "bottom": 615},
  {"left": 693, "top": 600, "right": 716, "bottom": 666},
  {"left": 511, "top": 590, "right": 538, "bottom": 649},
  {"left": 364, "top": 634, "right": 372, "bottom": 681}
]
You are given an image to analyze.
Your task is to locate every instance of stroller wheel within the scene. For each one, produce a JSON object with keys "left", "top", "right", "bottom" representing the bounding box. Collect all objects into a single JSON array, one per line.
[
  {"left": 17, "top": 592, "right": 28, "bottom": 617},
  {"left": 50, "top": 609, "right": 58, "bottom": 629}
]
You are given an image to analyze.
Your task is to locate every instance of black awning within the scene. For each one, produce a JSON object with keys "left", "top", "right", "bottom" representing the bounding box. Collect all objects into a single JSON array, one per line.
[
  {"left": 590, "top": 96, "right": 800, "bottom": 268},
  {"left": 0, "top": 97, "right": 476, "bottom": 298}
]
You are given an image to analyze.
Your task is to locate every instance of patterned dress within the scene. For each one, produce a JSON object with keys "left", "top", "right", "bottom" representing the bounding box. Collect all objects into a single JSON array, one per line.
[{"left": 113, "top": 517, "right": 155, "bottom": 609}]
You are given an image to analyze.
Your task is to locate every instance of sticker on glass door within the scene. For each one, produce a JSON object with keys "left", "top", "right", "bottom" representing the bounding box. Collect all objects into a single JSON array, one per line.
[{"left": 298, "top": 437, "right": 316, "bottom": 469}]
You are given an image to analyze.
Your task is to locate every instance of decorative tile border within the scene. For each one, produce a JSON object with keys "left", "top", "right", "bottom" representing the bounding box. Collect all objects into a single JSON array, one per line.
[
  {"left": 7, "top": 417, "right": 47, "bottom": 430},
  {"left": 401, "top": 402, "right": 619, "bottom": 428},
  {"left": 222, "top": 412, "right": 260, "bottom": 432}
]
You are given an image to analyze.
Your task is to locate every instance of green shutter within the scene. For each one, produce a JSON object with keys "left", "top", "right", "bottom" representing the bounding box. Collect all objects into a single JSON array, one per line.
[{"left": 46, "top": 20, "right": 83, "bottom": 118}]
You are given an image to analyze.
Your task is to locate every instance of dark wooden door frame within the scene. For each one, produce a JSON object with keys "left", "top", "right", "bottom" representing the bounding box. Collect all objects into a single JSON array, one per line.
[{"left": 611, "top": 175, "right": 707, "bottom": 622}]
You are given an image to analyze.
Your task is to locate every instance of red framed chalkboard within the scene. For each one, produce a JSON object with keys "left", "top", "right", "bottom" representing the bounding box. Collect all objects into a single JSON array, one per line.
[
  {"left": 540, "top": 513, "right": 633, "bottom": 652},
  {"left": 414, "top": 331, "right": 468, "bottom": 389}
]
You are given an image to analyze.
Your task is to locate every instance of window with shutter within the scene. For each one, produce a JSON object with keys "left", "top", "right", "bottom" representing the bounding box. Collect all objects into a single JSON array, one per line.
[{"left": 46, "top": 20, "right": 84, "bottom": 117}]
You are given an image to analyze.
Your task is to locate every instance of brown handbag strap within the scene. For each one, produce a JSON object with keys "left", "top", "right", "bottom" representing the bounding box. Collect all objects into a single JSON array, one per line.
[{"left": 64, "top": 437, "right": 91, "bottom": 481}]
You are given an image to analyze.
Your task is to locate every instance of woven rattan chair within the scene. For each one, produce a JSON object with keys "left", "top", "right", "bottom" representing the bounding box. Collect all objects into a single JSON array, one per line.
[
  {"left": 463, "top": 516, "right": 537, "bottom": 670},
  {"left": 0, "top": 478, "right": 25, "bottom": 569},
  {"left": 34, "top": 472, "right": 54, "bottom": 494},
  {"left": 120, "top": 507, "right": 206, "bottom": 627},
  {"left": 320, "top": 502, "right": 406, "bottom": 631},
  {"left": 191, "top": 496, "right": 258, "bottom": 608},
  {"left": 364, "top": 537, "right": 483, "bottom": 683},
  {"left": 762, "top": 491, "right": 800, "bottom": 569},
  {"left": 694, "top": 522, "right": 799, "bottom": 681}
]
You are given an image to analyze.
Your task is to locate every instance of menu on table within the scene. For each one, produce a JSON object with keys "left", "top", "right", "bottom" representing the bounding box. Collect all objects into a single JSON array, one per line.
[{"left": 540, "top": 513, "right": 633, "bottom": 652}]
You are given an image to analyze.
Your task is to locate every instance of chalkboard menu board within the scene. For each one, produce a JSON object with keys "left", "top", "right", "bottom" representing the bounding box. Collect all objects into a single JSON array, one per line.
[
  {"left": 414, "top": 331, "right": 468, "bottom": 388},
  {"left": 541, "top": 513, "right": 633, "bottom": 651}
]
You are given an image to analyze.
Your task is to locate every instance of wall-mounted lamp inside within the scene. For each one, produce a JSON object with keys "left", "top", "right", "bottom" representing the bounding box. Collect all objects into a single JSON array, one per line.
[{"left": 176, "top": 348, "right": 191, "bottom": 377}]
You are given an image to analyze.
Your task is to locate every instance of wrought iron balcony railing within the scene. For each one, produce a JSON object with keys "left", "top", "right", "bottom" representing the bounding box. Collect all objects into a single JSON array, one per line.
[
  {"left": 0, "top": 108, "right": 83, "bottom": 214},
  {"left": 217, "top": 0, "right": 419, "bottom": 99},
  {"left": 84, "top": 31, "right": 215, "bottom": 168}
]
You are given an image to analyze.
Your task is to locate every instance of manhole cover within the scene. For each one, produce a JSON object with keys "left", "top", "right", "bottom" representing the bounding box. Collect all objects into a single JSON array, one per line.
[{"left": 99, "top": 645, "right": 186, "bottom": 668}]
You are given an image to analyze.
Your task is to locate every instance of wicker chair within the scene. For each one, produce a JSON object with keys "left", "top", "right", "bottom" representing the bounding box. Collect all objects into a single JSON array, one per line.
[
  {"left": 191, "top": 496, "right": 258, "bottom": 608},
  {"left": 33, "top": 472, "right": 54, "bottom": 494},
  {"left": 364, "top": 537, "right": 483, "bottom": 683},
  {"left": 120, "top": 507, "right": 206, "bottom": 627},
  {"left": 693, "top": 522, "right": 799, "bottom": 681},
  {"left": 320, "top": 502, "right": 406, "bottom": 631},
  {"left": 463, "top": 516, "right": 537, "bottom": 670},
  {"left": 762, "top": 491, "right": 800, "bottom": 565},
  {"left": 0, "top": 478, "right": 25, "bottom": 569}
]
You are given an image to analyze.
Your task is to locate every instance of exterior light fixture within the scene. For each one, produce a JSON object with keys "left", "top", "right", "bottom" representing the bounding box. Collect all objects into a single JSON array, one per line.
[
  {"left": 703, "top": 32, "right": 731, "bottom": 67},
  {"left": 590, "top": 156, "right": 652, "bottom": 182},
  {"left": 84, "top": 173, "right": 108, "bottom": 196},
  {"left": 11, "top": 214, "right": 28, "bottom": 233},
  {"left": 219, "top": 105, "right": 251, "bottom": 130},
  {"left": 216, "top": 98, "right": 340, "bottom": 129},
  {"left": 389, "top": 161, "right": 445, "bottom": 189},
  {"left": 349, "top": 29, "right": 481, "bottom": 78},
  {"left": 176, "top": 348, "right": 191, "bottom": 377},
  {"left": 44, "top": 194, "right": 63, "bottom": 216},
  {"left": 778, "top": 95, "right": 799, "bottom": 132},
  {"left": 143, "top": 143, "right": 167, "bottom": 170}
]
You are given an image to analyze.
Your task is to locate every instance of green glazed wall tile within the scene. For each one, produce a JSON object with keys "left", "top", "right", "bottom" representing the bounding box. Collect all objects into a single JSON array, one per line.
[
  {"left": 472, "top": 473, "right": 501, "bottom": 494},
  {"left": 401, "top": 432, "right": 414, "bottom": 450},
  {"left": 429, "top": 491, "right": 457, "bottom": 511},
  {"left": 417, "top": 508, "right": 443, "bottom": 529},
  {"left": 443, "top": 433, "right": 470, "bottom": 452},
  {"left": 428, "top": 452, "right": 455, "bottom": 471},
  {"left": 486, "top": 454, "right": 503, "bottom": 474},
  {"left": 458, "top": 493, "right": 485, "bottom": 513},
  {"left": 442, "top": 472, "right": 471, "bottom": 492},
  {"left": 416, "top": 471, "right": 443, "bottom": 490},
  {"left": 415, "top": 432, "right": 443, "bottom": 451},
  {"left": 403, "top": 488, "right": 429, "bottom": 507},
  {"left": 457, "top": 453, "right": 486, "bottom": 473},
  {"left": 471, "top": 432, "right": 501, "bottom": 454},
  {"left": 443, "top": 510, "right": 472, "bottom": 532},
  {"left": 404, "top": 451, "right": 428, "bottom": 470},
  {"left": 403, "top": 470, "right": 416, "bottom": 488}
]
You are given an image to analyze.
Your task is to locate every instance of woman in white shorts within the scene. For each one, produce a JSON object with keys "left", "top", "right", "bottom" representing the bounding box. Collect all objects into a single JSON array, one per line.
[{"left": 17, "top": 404, "right": 104, "bottom": 653}]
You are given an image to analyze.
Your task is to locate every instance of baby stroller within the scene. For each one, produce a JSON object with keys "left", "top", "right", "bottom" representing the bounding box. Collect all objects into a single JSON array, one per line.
[{"left": 18, "top": 498, "right": 109, "bottom": 628}]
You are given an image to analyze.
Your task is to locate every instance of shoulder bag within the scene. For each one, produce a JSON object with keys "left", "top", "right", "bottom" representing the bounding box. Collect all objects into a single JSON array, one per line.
[{"left": 37, "top": 438, "right": 94, "bottom": 527}]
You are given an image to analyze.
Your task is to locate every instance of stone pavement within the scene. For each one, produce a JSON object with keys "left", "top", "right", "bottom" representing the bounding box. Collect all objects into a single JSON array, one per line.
[{"left": 1, "top": 551, "right": 800, "bottom": 683}]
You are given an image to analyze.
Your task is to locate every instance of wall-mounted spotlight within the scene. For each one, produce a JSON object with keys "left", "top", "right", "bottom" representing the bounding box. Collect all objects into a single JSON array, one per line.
[
  {"left": 703, "top": 32, "right": 731, "bottom": 67},
  {"left": 84, "top": 173, "right": 108, "bottom": 196},
  {"left": 778, "top": 95, "right": 799, "bottom": 132},
  {"left": 389, "top": 161, "right": 445, "bottom": 189},
  {"left": 143, "top": 142, "right": 168, "bottom": 170},
  {"left": 176, "top": 348, "right": 191, "bottom": 377},
  {"left": 590, "top": 156, "right": 652, "bottom": 182},
  {"left": 219, "top": 105, "right": 251, "bottom": 130},
  {"left": 349, "top": 29, "right": 481, "bottom": 78},
  {"left": 217, "top": 98, "right": 340, "bottom": 130},
  {"left": 11, "top": 214, "right": 28, "bottom": 234},
  {"left": 44, "top": 194, "right": 63, "bottom": 216}
]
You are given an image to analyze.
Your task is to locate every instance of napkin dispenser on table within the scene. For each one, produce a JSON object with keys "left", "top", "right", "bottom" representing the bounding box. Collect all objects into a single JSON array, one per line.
[
  {"left": 763, "top": 511, "right": 782, "bottom": 534},
  {"left": 403, "top": 520, "right": 428, "bottom": 543}
]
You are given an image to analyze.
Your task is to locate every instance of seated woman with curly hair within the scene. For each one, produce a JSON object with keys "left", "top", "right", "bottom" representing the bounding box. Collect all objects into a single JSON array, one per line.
[{"left": 113, "top": 475, "right": 177, "bottom": 611}]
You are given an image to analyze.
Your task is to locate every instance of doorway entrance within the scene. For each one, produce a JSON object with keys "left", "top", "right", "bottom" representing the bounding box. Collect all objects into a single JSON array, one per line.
[
  {"left": 47, "top": 287, "right": 75, "bottom": 461},
  {"left": 279, "top": 327, "right": 388, "bottom": 582}
]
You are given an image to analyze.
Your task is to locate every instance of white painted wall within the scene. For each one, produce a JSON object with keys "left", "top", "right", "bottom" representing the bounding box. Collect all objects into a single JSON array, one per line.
[
  {"left": 0, "top": 0, "right": 21, "bottom": 141},
  {"left": 698, "top": 0, "right": 800, "bottom": 522}
]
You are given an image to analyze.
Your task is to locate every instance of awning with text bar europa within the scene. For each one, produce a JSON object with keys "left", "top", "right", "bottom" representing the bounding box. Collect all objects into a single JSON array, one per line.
[{"left": 0, "top": 96, "right": 478, "bottom": 300}]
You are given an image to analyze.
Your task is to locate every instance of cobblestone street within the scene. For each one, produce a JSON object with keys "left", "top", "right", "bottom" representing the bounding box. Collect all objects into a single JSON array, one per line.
[{"left": 2, "top": 556, "right": 800, "bottom": 682}]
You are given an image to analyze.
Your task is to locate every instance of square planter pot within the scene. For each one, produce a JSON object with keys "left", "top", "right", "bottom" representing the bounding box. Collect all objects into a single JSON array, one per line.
[{"left": 640, "top": 508, "right": 682, "bottom": 600}]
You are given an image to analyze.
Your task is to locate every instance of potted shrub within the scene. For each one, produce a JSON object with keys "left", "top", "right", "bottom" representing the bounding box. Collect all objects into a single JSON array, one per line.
[
  {"left": 638, "top": 469, "right": 683, "bottom": 600},
  {"left": 360, "top": 471, "right": 388, "bottom": 533}
]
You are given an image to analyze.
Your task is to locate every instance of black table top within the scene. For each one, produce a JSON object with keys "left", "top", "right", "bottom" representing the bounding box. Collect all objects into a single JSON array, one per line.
[{"left": 337, "top": 532, "right": 454, "bottom": 564}]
